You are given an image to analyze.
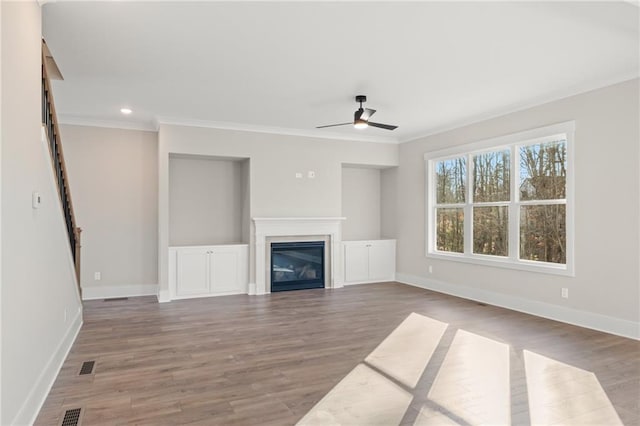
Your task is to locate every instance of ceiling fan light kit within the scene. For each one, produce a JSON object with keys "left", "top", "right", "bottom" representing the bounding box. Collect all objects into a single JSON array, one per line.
[
  {"left": 354, "top": 118, "right": 368, "bottom": 129},
  {"left": 317, "top": 95, "right": 398, "bottom": 131}
]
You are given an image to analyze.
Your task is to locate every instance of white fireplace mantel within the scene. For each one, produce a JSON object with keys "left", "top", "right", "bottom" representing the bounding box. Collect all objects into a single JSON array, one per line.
[{"left": 253, "top": 217, "right": 346, "bottom": 295}]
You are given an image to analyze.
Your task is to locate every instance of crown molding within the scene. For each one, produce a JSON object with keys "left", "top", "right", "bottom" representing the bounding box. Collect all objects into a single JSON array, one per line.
[
  {"left": 400, "top": 72, "right": 640, "bottom": 144},
  {"left": 57, "top": 73, "right": 637, "bottom": 143},
  {"left": 56, "top": 113, "right": 399, "bottom": 144},
  {"left": 57, "top": 114, "right": 158, "bottom": 132},
  {"left": 155, "top": 116, "right": 399, "bottom": 144}
]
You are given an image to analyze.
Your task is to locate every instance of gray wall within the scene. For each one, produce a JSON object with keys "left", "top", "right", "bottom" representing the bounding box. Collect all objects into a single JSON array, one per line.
[
  {"left": 241, "top": 159, "right": 251, "bottom": 244},
  {"left": 380, "top": 167, "right": 398, "bottom": 239},
  {"left": 1, "top": 3, "right": 83, "bottom": 424},
  {"left": 169, "top": 156, "right": 247, "bottom": 246},
  {"left": 395, "top": 79, "right": 639, "bottom": 324},
  {"left": 342, "top": 167, "right": 381, "bottom": 241},
  {"left": 61, "top": 125, "right": 158, "bottom": 292}
]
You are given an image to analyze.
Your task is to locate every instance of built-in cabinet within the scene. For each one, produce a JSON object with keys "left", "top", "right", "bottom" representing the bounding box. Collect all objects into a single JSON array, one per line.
[
  {"left": 343, "top": 239, "right": 396, "bottom": 284},
  {"left": 169, "top": 244, "right": 248, "bottom": 299}
]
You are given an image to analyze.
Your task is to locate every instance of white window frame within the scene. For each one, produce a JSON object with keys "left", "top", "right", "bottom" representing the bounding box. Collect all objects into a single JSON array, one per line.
[{"left": 425, "top": 121, "right": 575, "bottom": 276}]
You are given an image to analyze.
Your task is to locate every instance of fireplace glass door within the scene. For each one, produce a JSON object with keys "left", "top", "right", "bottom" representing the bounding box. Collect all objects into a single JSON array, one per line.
[{"left": 271, "top": 241, "right": 325, "bottom": 292}]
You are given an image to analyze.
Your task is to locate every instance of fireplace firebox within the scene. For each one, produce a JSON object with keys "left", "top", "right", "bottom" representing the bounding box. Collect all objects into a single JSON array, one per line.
[{"left": 270, "top": 241, "right": 325, "bottom": 292}]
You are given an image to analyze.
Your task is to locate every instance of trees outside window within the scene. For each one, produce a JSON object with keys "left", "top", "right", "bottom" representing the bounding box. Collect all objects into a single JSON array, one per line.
[
  {"left": 472, "top": 150, "right": 510, "bottom": 257},
  {"left": 435, "top": 157, "right": 465, "bottom": 253},
  {"left": 425, "top": 122, "right": 573, "bottom": 275},
  {"left": 519, "top": 140, "right": 567, "bottom": 264}
]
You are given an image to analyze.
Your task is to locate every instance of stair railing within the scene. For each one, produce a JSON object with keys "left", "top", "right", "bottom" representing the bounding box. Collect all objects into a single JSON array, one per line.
[{"left": 41, "top": 40, "right": 82, "bottom": 296}]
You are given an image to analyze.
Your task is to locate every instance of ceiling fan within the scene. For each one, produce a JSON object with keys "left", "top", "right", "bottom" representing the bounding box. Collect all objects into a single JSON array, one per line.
[{"left": 316, "top": 95, "right": 398, "bottom": 131}]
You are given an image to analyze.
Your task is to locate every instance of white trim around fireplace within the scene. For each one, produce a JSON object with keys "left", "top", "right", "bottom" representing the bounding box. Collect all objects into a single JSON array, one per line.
[{"left": 253, "top": 217, "right": 346, "bottom": 295}]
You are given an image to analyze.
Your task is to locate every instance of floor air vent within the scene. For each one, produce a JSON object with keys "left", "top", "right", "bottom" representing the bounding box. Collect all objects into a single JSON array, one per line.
[
  {"left": 103, "top": 297, "right": 128, "bottom": 302},
  {"left": 79, "top": 360, "right": 95, "bottom": 375},
  {"left": 61, "top": 408, "right": 82, "bottom": 426}
]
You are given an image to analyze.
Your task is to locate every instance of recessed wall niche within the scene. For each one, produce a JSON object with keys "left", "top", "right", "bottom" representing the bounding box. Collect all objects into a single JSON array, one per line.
[
  {"left": 169, "top": 154, "right": 250, "bottom": 246},
  {"left": 341, "top": 164, "right": 397, "bottom": 241}
]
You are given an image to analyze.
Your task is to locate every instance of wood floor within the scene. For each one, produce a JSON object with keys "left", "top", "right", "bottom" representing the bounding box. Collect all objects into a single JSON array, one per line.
[{"left": 36, "top": 283, "right": 639, "bottom": 425}]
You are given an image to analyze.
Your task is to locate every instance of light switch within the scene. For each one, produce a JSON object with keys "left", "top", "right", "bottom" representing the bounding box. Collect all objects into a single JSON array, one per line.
[
  {"left": 32, "top": 192, "right": 42, "bottom": 209},
  {"left": 295, "top": 172, "right": 303, "bottom": 179},
  {"left": 308, "top": 171, "right": 315, "bottom": 179}
]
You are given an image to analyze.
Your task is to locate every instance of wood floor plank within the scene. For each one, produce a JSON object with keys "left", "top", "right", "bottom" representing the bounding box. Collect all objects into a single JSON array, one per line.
[{"left": 34, "top": 283, "right": 640, "bottom": 425}]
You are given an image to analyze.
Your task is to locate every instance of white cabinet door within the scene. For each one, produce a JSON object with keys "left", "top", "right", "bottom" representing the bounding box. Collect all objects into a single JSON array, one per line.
[
  {"left": 176, "top": 248, "right": 210, "bottom": 296},
  {"left": 343, "top": 240, "right": 396, "bottom": 284},
  {"left": 344, "top": 243, "right": 369, "bottom": 283},
  {"left": 171, "top": 244, "right": 249, "bottom": 300},
  {"left": 368, "top": 241, "right": 395, "bottom": 281},
  {"left": 210, "top": 249, "right": 239, "bottom": 294}
]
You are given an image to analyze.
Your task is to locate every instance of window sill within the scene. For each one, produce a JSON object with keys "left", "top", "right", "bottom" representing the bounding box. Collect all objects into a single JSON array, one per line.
[{"left": 426, "top": 251, "right": 574, "bottom": 277}]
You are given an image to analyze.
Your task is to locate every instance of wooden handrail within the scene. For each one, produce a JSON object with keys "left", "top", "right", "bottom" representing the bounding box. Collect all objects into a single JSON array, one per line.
[{"left": 42, "top": 40, "right": 82, "bottom": 296}]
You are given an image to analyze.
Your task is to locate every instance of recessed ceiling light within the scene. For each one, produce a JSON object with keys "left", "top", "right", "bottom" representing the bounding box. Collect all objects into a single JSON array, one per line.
[{"left": 120, "top": 108, "right": 132, "bottom": 114}]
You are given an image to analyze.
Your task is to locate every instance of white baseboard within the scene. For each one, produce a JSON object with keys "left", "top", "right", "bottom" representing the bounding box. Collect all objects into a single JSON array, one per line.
[
  {"left": 344, "top": 281, "right": 381, "bottom": 286},
  {"left": 343, "top": 276, "right": 396, "bottom": 286},
  {"left": 157, "top": 288, "right": 171, "bottom": 303},
  {"left": 13, "top": 307, "right": 83, "bottom": 426},
  {"left": 82, "top": 284, "right": 159, "bottom": 300},
  {"left": 396, "top": 272, "right": 640, "bottom": 340},
  {"left": 170, "top": 290, "right": 246, "bottom": 301}
]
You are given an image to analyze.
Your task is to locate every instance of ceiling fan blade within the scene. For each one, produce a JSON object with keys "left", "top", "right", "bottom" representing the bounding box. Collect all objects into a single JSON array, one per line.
[
  {"left": 360, "top": 108, "right": 376, "bottom": 121},
  {"left": 368, "top": 122, "right": 398, "bottom": 131},
  {"left": 316, "top": 122, "right": 352, "bottom": 129}
]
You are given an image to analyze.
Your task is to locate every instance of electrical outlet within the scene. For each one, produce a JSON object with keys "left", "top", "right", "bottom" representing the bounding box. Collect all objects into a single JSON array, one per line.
[
  {"left": 94, "top": 272, "right": 101, "bottom": 281},
  {"left": 428, "top": 265, "right": 433, "bottom": 274},
  {"left": 308, "top": 171, "right": 315, "bottom": 179},
  {"left": 295, "top": 172, "right": 302, "bottom": 179},
  {"left": 561, "top": 288, "right": 569, "bottom": 299}
]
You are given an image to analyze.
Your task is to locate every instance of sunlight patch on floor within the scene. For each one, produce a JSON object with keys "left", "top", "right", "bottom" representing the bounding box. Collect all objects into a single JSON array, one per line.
[
  {"left": 524, "top": 350, "right": 623, "bottom": 426},
  {"left": 365, "top": 312, "right": 448, "bottom": 388},
  {"left": 296, "top": 364, "right": 413, "bottom": 426},
  {"left": 427, "top": 329, "right": 511, "bottom": 425},
  {"left": 413, "top": 405, "right": 462, "bottom": 426},
  {"left": 297, "top": 312, "right": 623, "bottom": 426}
]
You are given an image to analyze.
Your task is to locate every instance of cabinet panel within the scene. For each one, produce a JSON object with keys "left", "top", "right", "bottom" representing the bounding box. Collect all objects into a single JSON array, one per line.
[
  {"left": 176, "top": 249, "right": 210, "bottom": 296},
  {"left": 344, "top": 244, "right": 369, "bottom": 283},
  {"left": 210, "top": 250, "right": 239, "bottom": 293},
  {"left": 343, "top": 240, "right": 396, "bottom": 284},
  {"left": 368, "top": 242, "right": 395, "bottom": 281}
]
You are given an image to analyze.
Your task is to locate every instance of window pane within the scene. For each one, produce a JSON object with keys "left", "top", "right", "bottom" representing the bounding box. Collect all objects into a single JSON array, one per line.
[
  {"left": 473, "top": 206, "right": 508, "bottom": 256},
  {"left": 519, "top": 139, "right": 567, "bottom": 200},
  {"left": 473, "top": 150, "right": 510, "bottom": 202},
  {"left": 436, "top": 208, "right": 464, "bottom": 253},
  {"left": 436, "top": 157, "right": 466, "bottom": 204},
  {"left": 520, "top": 204, "right": 566, "bottom": 264}
]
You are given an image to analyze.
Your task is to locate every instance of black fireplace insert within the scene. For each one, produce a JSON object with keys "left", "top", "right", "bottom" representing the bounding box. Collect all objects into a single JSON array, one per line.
[{"left": 270, "top": 241, "right": 325, "bottom": 292}]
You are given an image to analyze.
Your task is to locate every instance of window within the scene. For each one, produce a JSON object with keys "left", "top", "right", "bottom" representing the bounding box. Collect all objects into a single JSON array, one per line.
[{"left": 425, "top": 122, "right": 574, "bottom": 275}]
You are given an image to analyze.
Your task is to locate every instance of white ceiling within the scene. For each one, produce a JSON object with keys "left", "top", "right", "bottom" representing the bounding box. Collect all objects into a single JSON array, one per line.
[{"left": 43, "top": 1, "right": 639, "bottom": 143}]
